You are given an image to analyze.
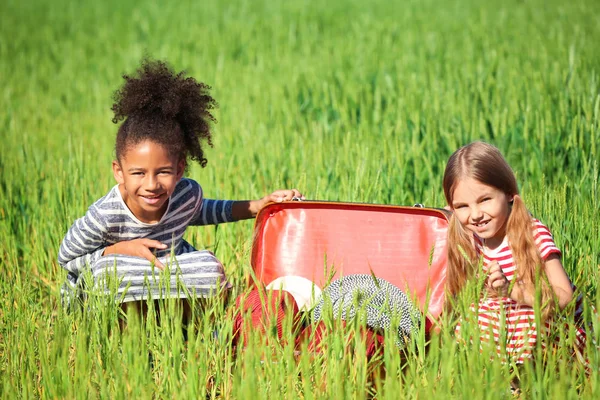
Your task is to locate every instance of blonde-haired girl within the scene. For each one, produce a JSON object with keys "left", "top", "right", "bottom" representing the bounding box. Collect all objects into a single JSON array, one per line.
[{"left": 443, "top": 141, "right": 586, "bottom": 363}]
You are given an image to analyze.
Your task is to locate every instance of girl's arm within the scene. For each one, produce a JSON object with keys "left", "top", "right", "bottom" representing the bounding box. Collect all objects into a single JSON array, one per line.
[
  {"left": 488, "top": 256, "right": 574, "bottom": 310},
  {"left": 58, "top": 211, "right": 107, "bottom": 307},
  {"left": 190, "top": 189, "right": 304, "bottom": 225},
  {"left": 58, "top": 206, "right": 108, "bottom": 275},
  {"left": 539, "top": 254, "right": 574, "bottom": 309},
  {"left": 231, "top": 189, "right": 304, "bottom": 220},
  {"left": 60, "top": 248, "right": 107, "bottom": 275},
  {"left": 502, "top": 255, "right": 573, "bottom": 310},
  {"left": 103, "top": 239, "right": 167, "bottom": 269},
  {"left": 189, "top": 198, "right": 235, "bottom": 225}
]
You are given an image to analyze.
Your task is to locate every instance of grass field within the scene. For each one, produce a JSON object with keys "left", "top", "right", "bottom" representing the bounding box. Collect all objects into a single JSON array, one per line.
[{"left": 1, "top": 0, "right": 599, "bottom": 398}]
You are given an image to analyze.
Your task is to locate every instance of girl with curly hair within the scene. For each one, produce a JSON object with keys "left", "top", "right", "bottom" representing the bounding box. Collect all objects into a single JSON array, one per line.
[{"left": 58, "top": 59, "right": 303, "bottom": 319}]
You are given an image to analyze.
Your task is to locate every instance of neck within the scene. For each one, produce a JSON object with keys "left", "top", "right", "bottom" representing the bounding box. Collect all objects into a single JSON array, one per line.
[{"left": 482, "top": 235, "right": 505, "bottom": 251}]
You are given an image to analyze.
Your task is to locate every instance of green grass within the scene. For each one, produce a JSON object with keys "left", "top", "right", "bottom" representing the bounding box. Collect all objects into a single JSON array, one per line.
[{"left": 1, "top": 0, "right": 599, "bottom": 397}]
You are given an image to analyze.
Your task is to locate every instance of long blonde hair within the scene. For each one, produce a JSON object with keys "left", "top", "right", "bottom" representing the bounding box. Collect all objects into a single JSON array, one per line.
[{"left": 443, "top": 141, "right": 555, "bottom": 320}]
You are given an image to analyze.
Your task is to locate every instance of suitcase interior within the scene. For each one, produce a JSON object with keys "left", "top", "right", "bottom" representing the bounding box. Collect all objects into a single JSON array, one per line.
[{"left": 250, "top": 201, "right": 449, "bottom": 322}]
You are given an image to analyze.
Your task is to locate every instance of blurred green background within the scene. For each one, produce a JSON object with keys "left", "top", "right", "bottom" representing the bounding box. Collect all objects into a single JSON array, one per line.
[{"left": 1, "top": 0, "right": 599, "bottom": 397}]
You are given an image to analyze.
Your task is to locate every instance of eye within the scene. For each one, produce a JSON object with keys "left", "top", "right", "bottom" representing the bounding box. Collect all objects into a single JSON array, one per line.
[{"left": 481, "top": 197, "right": 491, "bottom": 202}]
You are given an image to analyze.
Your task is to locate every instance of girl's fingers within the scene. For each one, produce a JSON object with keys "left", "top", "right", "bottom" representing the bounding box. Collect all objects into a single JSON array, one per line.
[
  {"left": 491, "top": 279, "right": 507, "bottom": 289},
  {"left": 487, "top": 263, "right": 504, "bottom": 284},
  {"left": 487, "top": 262, "right": 501, "bottom": 273},
  {"left": 140, "top": 239, "right": 166, "bottom": 268},
  {"left": 153, "top": 258, "right": 165, "bottom": 269},
  {"left": 488, "top": 272, "right": 509, "bottom": 292},
  {"left": 140, "top": 245, "right": 164, "bottom": 269},
  {"left": 487, "top": 271, "right": 507, "bottom": 288},
  {"left": 141, "top": 239, "right": 167, "bottom": 249},
  {"left": 489, "top": 271, "right": 503, "bottom": 280},
  {"left": 290, "top": 189, "right": 304, "bottom": 199},
  {"left": 271, "top": 189, "right": 305, "bottom": 202}
]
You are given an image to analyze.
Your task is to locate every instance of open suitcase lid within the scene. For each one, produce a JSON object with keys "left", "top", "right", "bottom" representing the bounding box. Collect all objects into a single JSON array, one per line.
[{"left": 250, "top": 201, "right": 450, "bottom": 323}]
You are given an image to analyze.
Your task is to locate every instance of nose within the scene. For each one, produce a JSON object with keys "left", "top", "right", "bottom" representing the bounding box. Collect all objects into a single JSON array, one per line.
[
  {"left": 144, "top": 175, "right": 161, "bottom": 191},
  {"left": 470, "top": 206, "right": 483, "bottom": 221}
]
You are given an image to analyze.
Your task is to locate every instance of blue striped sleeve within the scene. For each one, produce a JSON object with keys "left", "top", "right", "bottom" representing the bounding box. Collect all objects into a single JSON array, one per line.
[
  {"left": 188, "top": 199, "right": 234, "bottom": 226},
  {"left": 58, "top": 204, "right": 108, "bottom": 274}
]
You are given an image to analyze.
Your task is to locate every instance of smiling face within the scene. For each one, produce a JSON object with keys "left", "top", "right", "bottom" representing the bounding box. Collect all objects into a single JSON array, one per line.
[
  {"left": 113, "top": 140, "right": 185, "bottom": 223},
  {"left": 451, "top": 177, "right": 513, "bottom": 249}
]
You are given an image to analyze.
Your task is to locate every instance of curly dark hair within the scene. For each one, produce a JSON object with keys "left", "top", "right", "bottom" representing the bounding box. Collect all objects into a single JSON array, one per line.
[{"left": 111, "top": 58, "right": 217, "bottom": 167}]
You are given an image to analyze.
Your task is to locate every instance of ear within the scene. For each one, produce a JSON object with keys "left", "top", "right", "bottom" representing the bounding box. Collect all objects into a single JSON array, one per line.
[
  {"left": 507, "top": 194, "right": 516, "bottom": 204},
  {"left": 176, "top": 159, "right": 186, "bottom": 180},
  {"left": 112, "top": 160, "right": 124, "bottom": 184}
]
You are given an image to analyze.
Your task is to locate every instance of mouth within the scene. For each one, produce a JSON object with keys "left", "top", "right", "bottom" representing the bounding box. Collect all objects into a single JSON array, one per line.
[
  {"left": 140, "top": 194, "right": 164, "bottom": 205},
  {"left": 472, "top": 220, "right": 490, "bottom": 228}
]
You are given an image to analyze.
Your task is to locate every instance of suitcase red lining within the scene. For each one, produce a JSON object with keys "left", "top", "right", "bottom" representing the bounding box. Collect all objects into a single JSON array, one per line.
[{"left": 250, "top": 201, "right": 449, "bottom": 323}]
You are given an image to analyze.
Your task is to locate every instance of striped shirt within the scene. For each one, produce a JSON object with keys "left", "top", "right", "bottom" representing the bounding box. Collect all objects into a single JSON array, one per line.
[
  {"left": 457, "top": 219, "right": 586, "bottom": 363},
  {"left": 58, "top": 178, "right": 234, "bottom": 303},
  {"left": 473, "top": 219, "right": 561, "bottom": 279}
]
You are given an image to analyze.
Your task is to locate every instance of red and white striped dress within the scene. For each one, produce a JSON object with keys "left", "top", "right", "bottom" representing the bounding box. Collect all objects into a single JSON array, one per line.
[{"left": 456, "top": 219, "right": 586, "bottom": 363}]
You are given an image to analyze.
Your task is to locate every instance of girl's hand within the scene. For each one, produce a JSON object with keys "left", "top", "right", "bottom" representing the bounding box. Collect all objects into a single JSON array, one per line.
[
  {"left": 486, "top": 261, "right": 510, "bottom": 297},
  {"left": 231, "top": 189, "right": 305, "bottom": 220},
  {"left": 103, "top": 239, "right": 167, "bottom": 269},
  {"left": 249, "top": 189, "right": 305, "bottom": 216}
]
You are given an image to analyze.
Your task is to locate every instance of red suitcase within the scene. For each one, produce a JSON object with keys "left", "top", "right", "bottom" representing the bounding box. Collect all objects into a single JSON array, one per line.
[{"left": 250, "top": 201, "right": 450, "bottom": 330}]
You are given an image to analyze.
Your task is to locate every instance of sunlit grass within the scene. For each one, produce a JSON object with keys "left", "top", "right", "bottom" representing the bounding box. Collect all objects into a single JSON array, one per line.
[{"left": 1, "top": 0, "right": 599, "bottom": 397}]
